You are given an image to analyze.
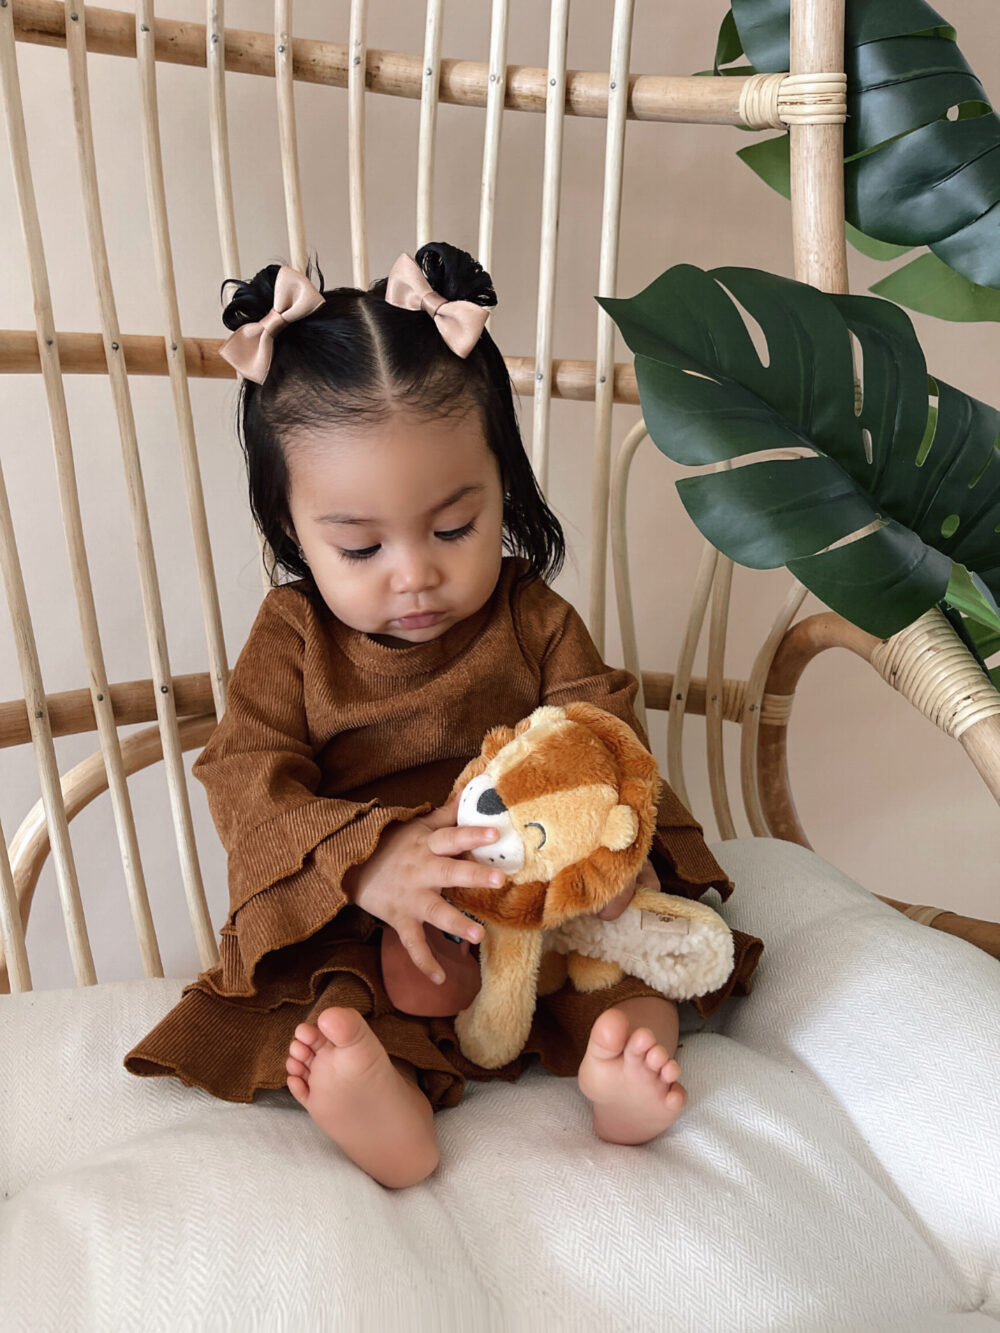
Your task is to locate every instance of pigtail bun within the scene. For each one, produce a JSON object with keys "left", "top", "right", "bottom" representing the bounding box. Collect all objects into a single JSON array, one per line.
[
  {"left": 221, "top": 260, "right": 327, "bottom": 331},
  {"left": 221, "top": 265, "right": 280, "bottom": 332},
  {"left": 415, "top": 241, "right": 497, "bottom": 309}
]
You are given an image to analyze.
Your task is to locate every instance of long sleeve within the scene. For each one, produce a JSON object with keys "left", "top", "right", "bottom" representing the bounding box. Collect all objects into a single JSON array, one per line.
[
  {"left": 194, "top": 590, "right": 429, "bottom": 995},
  {"left": 513, "top": 577, "right": 733, "bottom": 901}
]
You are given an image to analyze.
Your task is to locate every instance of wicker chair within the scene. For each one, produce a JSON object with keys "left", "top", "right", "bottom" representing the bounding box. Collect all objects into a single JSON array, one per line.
[{"left": 1, "top": 3, "right": 998, "bottom": 1327}]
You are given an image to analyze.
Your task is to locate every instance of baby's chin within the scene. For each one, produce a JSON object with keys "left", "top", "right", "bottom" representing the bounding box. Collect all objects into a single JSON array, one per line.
[{"left": 366, "top": 619, "right": 455, "bottom": 648}]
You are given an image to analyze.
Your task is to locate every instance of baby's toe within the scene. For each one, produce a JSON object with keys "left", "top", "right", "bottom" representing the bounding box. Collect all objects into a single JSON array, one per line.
[
  {"left": 587, "top": 1008, "right": 631, "bottom": 1061},
  {"left": 288, "top": 1037, "right": 315, "bottom": 1066},
  {"left": 665, "top": 1083, "right": 687, "bottom": 1115},
  {"left": 659, "top": 1058, "right": 681, "bottom": 1087},
  {"left": 644, "top": 1044, "right": 671, "bottom": 1076},
  {"left": 294, "top": 1022, "right": 322, "bottom": 1050},
  {"left": 624, "top": 1027, "right": 657, "bottom": 1061},
  {"left": 286, "top": 1071, "right": 309, "bottom": 1107},
  {"left": 286, "top": 1054, "right": 310, "bottom": 1081}
]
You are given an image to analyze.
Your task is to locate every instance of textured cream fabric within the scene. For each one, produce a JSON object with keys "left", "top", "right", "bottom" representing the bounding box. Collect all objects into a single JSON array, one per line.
[{"left": 2, "top": 838, "right": 998, "bottom": 1332}]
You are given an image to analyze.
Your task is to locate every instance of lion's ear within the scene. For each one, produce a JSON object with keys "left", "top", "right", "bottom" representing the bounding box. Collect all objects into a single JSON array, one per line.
[{"left": 600, "top": 803, "right": 639, "bottom": 851}]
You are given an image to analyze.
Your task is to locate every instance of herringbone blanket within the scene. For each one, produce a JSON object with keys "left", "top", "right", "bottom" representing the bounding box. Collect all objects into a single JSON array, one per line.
[{"left": 2, "top": 838, "right": 997, "bottom": 1332}]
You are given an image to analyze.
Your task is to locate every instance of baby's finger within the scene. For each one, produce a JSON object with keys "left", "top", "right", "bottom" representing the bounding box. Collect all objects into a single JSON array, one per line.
[
  {"left": 427, "top": 823, "right": 499, "bottom": 856},
  {"left": 436, "top": 857, "right": 507, "bottom": 893},
  {"left": 394, "top": 921, "right": 447, "bottom": 984},
  {"left": 422, "top": 893, "right": 484, "bottom": 944},
  {"left": 423, "top": 794, "right": 460, "bottom": 830}
]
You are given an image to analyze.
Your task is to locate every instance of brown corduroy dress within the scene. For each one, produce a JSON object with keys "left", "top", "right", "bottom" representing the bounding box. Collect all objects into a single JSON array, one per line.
[{"left": 125, "top": 559, "right": 763, "bottom": 1110}]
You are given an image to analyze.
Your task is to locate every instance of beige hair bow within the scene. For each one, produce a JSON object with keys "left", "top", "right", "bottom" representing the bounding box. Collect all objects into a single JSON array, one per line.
[
  {"left": 218, "top": 265, "right": 325, "bottom": 384},
  {"left": 385, "top": 252, "right": 489, "bottom": 358}
]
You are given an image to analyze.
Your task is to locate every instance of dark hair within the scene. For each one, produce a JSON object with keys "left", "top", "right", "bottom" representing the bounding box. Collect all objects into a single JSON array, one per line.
[{"left": 222, "top": 241, "right": 564, "bottom": 585}]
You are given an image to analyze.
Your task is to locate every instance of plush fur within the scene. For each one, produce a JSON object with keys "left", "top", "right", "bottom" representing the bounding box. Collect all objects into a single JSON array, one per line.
[{"left": 450, "top": 704, "right": 732, "bottom": 1069}]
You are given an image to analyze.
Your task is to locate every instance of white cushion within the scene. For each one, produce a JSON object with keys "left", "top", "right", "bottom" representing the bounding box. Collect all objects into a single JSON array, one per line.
[{"left": 1, "top": 838, "right": 997, "bottom": 1331}]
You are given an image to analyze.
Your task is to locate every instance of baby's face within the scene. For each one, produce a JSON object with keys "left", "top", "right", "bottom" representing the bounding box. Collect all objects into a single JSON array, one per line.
[{"left": 285, "top": 407, "right": 504, "bottom": 645}]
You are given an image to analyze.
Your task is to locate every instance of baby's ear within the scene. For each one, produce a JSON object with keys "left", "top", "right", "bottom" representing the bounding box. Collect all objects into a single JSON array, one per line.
[{"left": 600, "top": 803, "right": 639, "bottom": 852}]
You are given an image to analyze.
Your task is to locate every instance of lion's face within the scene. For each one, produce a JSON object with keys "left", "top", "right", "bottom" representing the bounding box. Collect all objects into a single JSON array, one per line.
[{"left": 451, "top": 704, "right": 659, "bottom": 929}]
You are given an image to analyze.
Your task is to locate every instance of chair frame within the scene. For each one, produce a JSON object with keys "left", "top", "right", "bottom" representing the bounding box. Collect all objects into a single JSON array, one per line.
[{"left": 2, "top": 0, "right": 998, "bottom": 997}]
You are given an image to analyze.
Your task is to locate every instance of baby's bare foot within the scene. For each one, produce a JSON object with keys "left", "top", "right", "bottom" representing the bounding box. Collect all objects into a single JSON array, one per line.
[
  {"left": 286, "top": 1007, "right": 438, "bottom": 1188},
  {"left": 577, "top": 1007, "right": 687, "bottom": 1145}
]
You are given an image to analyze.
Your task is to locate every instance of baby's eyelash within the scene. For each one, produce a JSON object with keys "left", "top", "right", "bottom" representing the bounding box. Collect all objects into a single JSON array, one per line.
[
  {"left": 335, "top": 522, "right": 476, "bottom": 561},
  {"left": 337, "top": 544, "right": 380, "bottom": 562},
  {"left": 436, "top": 521, "right": 477, "bottom": 542}
]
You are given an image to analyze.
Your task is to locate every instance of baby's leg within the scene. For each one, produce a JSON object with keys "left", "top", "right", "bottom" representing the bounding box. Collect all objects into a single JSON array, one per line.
[
  {"left": 577, "top": 996, "right": 687, "bottom": 1145},
  {"left": 286, "top": 1008, "right": 439, "bottom": 1188}
]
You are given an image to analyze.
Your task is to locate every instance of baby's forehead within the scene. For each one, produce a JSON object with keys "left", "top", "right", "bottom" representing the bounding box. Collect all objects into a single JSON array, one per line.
[{"left": 284, "top": 412, "right": 500, "bottom": 518}]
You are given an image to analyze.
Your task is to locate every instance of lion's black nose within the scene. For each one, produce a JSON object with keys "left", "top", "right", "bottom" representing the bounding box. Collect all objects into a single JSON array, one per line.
[{"left": 476, "top": 787, "right": 507, "bottom": 815}]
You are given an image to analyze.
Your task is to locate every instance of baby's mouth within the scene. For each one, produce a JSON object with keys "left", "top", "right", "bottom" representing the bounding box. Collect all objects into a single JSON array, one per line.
[{"left": 395, "top": 610, "right": 445, "bottom": 629}]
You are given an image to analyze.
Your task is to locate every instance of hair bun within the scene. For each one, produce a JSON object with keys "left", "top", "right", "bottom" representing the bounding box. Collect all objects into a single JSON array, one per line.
[
  {"left": 220, "top": 264, "right": 282, "bottom": 332},
  {"left": 416, "top": 241, "right": 497, "bottom": 309}
]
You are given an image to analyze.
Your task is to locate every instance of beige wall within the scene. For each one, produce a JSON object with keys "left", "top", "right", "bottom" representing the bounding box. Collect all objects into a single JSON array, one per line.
[{"left": 1, "top": 1, "right": 997, "bottom": 988}]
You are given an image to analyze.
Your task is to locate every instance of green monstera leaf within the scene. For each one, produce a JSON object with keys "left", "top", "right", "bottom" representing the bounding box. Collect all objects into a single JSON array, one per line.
[
  {"left": 716, "top": 0, "right": 1000, "bottom": 317},
  {"left": 599, "top": 264, "right": 1000, "bottom": 641}
]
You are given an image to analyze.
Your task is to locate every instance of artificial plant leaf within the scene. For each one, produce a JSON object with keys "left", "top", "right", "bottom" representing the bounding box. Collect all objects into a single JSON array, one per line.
[
  {"left": 602, "top": 264, "right": 1000, "bottom": 639},
  {"left": 870, "top": 251, "right": 1000, "bottom": 322},
  {"left": 675, "top": 458, "right": 879, "bottom": 570},
  {"left": 845, "top": 223, "right": 916, "bottom": 264},
  {"left": 737, "top": 136, "right": 914, "bottom": 260},
  {"left": 731, "top": 0, "right": 953, "bottom": 80},
  {"left": 714, "top": 10, "right": 744, "bottom": 72},
  {"left": 846, "top": 36, "right": 984, "bottom": 156},
  {"left": 944, "top": 564, "right": 1000, "bottom": 634},
  {"left": 844, "top": 114, "right": 1000, "bottom": 246},
  {"left": 726, "top": 0, "right": 1000, "bottom": 294},
  {"left": 738, "top": 135, "right": 998, "bottom": 315},
  {"left": 786, "top": 520, "right": 951, "bottom": 638},
  {"left": 965, "top": 620, "right": 1000, "bottom": 659},
  {"left": 931, "top": 201, "right": 1000, "bottom": 290}
]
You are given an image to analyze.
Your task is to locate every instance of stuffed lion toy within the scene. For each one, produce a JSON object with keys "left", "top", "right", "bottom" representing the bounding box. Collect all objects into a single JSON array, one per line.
[{"left": 441, "top": 702, "right": 734, "bottom": 1069}]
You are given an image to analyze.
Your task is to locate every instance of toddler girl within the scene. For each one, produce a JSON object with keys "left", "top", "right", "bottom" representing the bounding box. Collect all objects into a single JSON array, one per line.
[{"left": 125, "top": 242, "right": 762, "bottom": 1188}]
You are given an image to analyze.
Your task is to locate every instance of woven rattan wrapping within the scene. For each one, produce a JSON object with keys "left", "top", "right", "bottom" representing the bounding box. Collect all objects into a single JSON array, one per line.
[{"left": 870, "top": 607, "right": 1000, "bottom": 740}]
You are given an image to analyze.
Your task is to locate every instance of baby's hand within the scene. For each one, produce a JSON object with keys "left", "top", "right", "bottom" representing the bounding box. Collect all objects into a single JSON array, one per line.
[
  {"left": 341, "top": 799, "right": 501, "bottom": 983},
  {"left": 595, "top": 857, "right": 659, "bottom": 921}
]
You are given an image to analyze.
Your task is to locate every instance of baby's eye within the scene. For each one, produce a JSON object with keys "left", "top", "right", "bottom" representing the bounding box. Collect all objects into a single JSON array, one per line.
[
  {"left": 337, "top": 543, "right": 381, "bottom": 562},
  {"left": 435, "top": 521, "right": 476, "bottom": 542}
]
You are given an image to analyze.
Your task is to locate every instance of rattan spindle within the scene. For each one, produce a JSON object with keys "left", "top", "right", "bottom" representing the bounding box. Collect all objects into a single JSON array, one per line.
[
  {"left": 476, "top": 0, "right": 508, "bottom": 280},
  {"left": 588, "top": 0, "right": 634, "bottom": 654},
  {"left": 416, "top": 0, "right": 443, "bottom": 249},
  {"left": 706, "top": 550, "right": 738, "bottom": 839},
  {"left": 347, "top": 0, "right": 369, "bottom": 288},
  {"left": 609, "top": 419, "right": 650, "bottom": 729},
  {"left": 9, "top": 716, "right": 217, "bottom": 954},
  {"left": 0, "top": 816, "right": 30, "bottom": 993},
  {"left": 63, "top": 4, "right": 217, "bottom": 970},
  {"left": 737, "top": 0, "right": 848, "bottom": 835},
  {"left": 274, "top": 0, "right": 307, "bottom": 273},
  {"left": 1, "top": 8, "right": 100, "bottom": 988},
  {"left": 206, "top": 0, "right": 240, "bottom": 280},
  {"left": 530, "top": 0, "right": 570, "bottom": 493},
  {"left": 667, "top": 543, "right": 720, "bottom": 813},
  {"left": 1, "top": 3, "right": 161, "bottom": 986},
  {"left": 740, "top": 579, "right": 809, "bottom": 836},
  {"left": 204, "top": 0, "right": 270, "bottom": 593},
  {"left": 787, "top": 0, "right": 849, "bottom": 296},
  {"left": 135, "top": 0, "right": 229, "bottom": 721},
  {"left": 0, "top": 459, "right": 95, "bottom": 987}
]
